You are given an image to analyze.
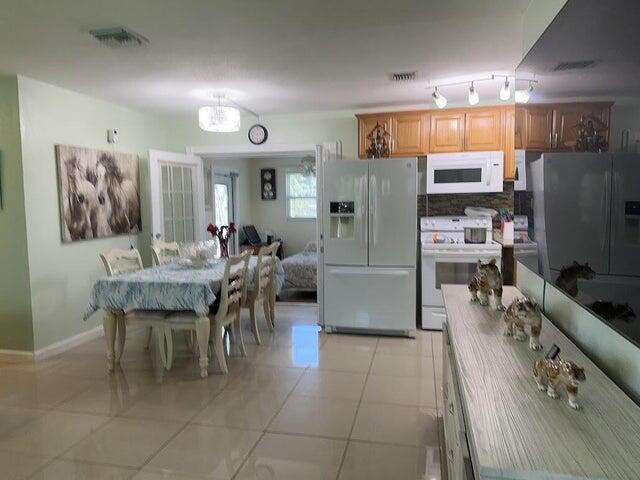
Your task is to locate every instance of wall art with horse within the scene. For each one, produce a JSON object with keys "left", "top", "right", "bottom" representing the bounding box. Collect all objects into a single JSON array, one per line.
[{"left": 55, "top": 145, "right": 141, "bottom": 242}]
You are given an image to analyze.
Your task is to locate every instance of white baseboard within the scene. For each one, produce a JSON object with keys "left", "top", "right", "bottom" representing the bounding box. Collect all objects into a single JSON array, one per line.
[
  {"left": 0, "top": 349, "right": 34, "bottom": 359},
  {"left": 34, "top": 326, "right": 104, "bottom": 360}
]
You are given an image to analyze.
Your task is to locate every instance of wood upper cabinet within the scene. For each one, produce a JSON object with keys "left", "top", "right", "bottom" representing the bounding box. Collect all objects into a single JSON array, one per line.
[
  {"left": 553, "top": 102, "right": 612, "bottom": 151},
  {"left": 429, "top": 112, "right": 465, "bottom": 153},
  {"left": 357, "top": 114, "right": 392, "bottom": 158},
  {"left": 503, "top": 106, "right": 516, "bottom": 180},
  {"left": 391, "top": 112, "right": 429, "bottom": 156},
  {"left": 523, "top": 106, "right": 553, "bottom": 150},
  {"left": 464, "top": 108, "right": 503, "bottom": 151}
]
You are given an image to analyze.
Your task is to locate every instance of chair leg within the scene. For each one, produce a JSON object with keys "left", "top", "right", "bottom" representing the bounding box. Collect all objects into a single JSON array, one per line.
[
  {"left": 144, "top": 327, "right": 153, "bottom": 350},
  {"left": 269, "top": 287, "right": 276, "bottom": 329},
  {"left": 103, "top": 311, "right": 117, "bottom": 372},
  {"left": 236, "top": 311, "right": 247, "bottom": 357},
  {"left": 212, "top": 320, "right": 228, "bottom": 374},
  {"left": 164, "top": 326, "right": 174, "bottom": 371},
  {"left": 114, "top": 314, "right": 126, "bottom": 364},
  {"left": 156, "top": 326, "right": 167, "bottom": 369},
  {"left": 249, "top": 303, "right": 262, "bottom": 345},
  {"left": 195, "top": 316, "right": 211, "bottom": 378},
  {"left": 263, "top": 298, "right": 273, "bottom": 332}
]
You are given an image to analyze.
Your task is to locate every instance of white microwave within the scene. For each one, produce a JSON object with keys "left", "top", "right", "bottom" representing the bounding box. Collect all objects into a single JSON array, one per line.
[{"left": 426, "top": 151, "right": 504, "bottom": 194}]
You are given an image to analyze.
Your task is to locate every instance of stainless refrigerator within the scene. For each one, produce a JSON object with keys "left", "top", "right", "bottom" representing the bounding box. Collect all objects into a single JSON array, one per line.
[{"left": 322, "top": 158, "right": 417, "bottom": 337}]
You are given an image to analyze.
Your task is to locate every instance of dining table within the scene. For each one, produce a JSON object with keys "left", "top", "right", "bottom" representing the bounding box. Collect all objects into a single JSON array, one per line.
[{"left": 85, "top": 256, "right": 285, "bottom": 376}]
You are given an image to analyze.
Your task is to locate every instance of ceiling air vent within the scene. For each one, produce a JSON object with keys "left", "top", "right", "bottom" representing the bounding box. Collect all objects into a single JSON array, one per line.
[
  {"left": 389, "top": 71, "right": 418, "bottom": 82},
  {"left": 90, "top": 27, "right": 149, "bottom": 48},
  {"left": 552, "top": 60, "right": 597, "bottom": 72}
]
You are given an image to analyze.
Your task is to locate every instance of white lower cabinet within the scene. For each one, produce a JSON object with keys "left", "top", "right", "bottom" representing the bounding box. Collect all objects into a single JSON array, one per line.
[{"left": 442, "top": 324, "right": 474, "bottom": 480}]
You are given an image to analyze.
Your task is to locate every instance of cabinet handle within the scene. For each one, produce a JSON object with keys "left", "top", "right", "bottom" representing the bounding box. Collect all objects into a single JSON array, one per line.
[
  {"left": 549, "top": 131, "right": 552, "bottom": 148},
  {"left": 554, "top": 132, "right": 558, "bottom": 149}
]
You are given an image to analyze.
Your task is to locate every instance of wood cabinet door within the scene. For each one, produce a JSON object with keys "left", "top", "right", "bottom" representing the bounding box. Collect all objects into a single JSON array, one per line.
[
  {"left": 430, "top": 112, "right": 465, "bottom": 153},
  {"left": 554, "top": 103, "right": 612, "bottom": 151},
  {"left": 524, "top": 107, "right": 553, "bottom": 150},
  {"left": 503, "top": 107, "right": 516, "bottom": 180},
  {"left": 391, "top": 112, "right": 429, "bottom": 156},
  {"left": 464, "top": 108, "right": 503, "bottom": 151},
  {"left": 358, "top": 115, "right": 392, "bottom": 158}
]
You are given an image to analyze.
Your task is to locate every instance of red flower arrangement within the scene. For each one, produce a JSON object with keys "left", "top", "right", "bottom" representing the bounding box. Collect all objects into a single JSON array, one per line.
[{"left": 207, "top": 222, "right": 236, "bottom": 258}]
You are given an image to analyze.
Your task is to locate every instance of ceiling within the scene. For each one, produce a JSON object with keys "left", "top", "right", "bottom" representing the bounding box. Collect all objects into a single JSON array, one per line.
[
  {"left": 0, "top": 0, "right": 530, "bottom": 116},
  {"left": 517, "top": 0, "right": 640, "bottom": 103}
]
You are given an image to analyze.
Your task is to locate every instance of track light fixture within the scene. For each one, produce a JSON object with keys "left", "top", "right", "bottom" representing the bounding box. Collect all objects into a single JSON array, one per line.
[
  {"left": 515, "top": 81, "right": 534, "bottom": 104},
  {"left": 468, "top": 82, "right": 479, "bottom": 105},
  {"left": 499, "top": 78, "right": 511, "bottom": 101},
  {"left": 432, "top": 87, "right": 447, "bottom": 109}
]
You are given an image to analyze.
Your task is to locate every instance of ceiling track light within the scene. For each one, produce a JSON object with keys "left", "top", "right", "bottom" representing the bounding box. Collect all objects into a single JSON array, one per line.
[
  {"left": 468, "top": 81, "right": 479, "bottom": 106},
  {"left": 432, "top": 87, "right": 447, "bottom": 109},
  {"left": 499, "top": 78, "right": 511, "bottom": 101},
  {"left": 515, "top": 81, "right": 534, "bottom": 104}
]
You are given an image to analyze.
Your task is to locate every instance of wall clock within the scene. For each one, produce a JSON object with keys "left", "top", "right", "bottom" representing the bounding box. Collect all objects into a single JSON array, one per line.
[
  {"left": 248, "top": 124, "right": 268, "bottom": 145},
  {"left": 261, "top": 168, "right": 276, "bottom": 200}
]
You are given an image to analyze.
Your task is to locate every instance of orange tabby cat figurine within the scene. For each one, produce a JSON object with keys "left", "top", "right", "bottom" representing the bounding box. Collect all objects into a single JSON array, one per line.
[
  {"left": 468, "top": 259, "right": 504, "bottom": 310},
  {"left": 503, "top": 297, "right": 543, "bottom": 350},
  {"left": 533, "top": 358, "right": 586, "bottom": 410}
]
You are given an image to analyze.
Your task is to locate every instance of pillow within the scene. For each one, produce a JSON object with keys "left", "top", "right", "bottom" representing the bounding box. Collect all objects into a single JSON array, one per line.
[{"left": 302, "top": 241, "right": 317, "bottom": 253}]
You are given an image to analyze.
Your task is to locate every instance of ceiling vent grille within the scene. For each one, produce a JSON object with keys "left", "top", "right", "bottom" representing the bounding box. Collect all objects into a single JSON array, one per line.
[
  {"left": 90, "top": 27, "right": 149, "bottom": 48},
  {"left": 389, "top": 71, "right": 418, "bottom": 82},
  {"left": 552, "top": 60, "right": 596, "bottom": 72}
]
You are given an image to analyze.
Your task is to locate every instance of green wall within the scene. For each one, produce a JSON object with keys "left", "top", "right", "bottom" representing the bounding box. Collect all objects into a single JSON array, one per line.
[
  {"left": 17, "top": 76, "right": 170, "bottom": 351},
  {"left": 0, "top": 76, "right": 33, "bottom": 351}
]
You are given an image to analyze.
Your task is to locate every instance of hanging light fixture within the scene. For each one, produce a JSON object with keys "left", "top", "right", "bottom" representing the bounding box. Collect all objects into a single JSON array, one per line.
[
  {"left": 499, "top": 78, "right": 511, "bottom": 101},
  {"left": 515, "top": 82, "right": 534, "bottom": 104},
  {"left": 468, "top": 82, "right": 479, "bottom": 105},
  {"left": 198, "top": 95, "right": 241, "bottom": 132},
  {"left": 431, "top": 87, "right": 447, "bottom": 109}
]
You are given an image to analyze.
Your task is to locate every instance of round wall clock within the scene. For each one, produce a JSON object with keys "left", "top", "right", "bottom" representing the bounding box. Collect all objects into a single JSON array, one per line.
[{"left": 248, "top": 124, "right": 268, "bottom": 145}]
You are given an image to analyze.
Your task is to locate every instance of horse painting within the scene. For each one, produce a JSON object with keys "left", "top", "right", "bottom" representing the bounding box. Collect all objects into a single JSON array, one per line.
[{"left": 56, "top": 145, "right": 141, "bottom": 242}]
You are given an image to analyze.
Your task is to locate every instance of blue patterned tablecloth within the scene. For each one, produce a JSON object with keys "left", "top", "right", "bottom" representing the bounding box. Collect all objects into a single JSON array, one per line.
[{"left": 85, "top": 256, "right": 284, "bottom": 318}]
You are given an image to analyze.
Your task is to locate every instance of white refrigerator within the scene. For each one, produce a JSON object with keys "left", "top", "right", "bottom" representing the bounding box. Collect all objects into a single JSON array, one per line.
[{"left": 323, "top": 158, "right": 417, "bottom": 337}]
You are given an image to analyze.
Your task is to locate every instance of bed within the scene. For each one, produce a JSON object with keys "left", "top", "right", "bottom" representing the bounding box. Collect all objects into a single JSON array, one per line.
[{"left": 281, "top": 241, "right": 317, "bottom": 292}]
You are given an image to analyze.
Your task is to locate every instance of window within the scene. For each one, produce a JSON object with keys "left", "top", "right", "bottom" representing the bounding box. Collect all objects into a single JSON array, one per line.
[{"left": 286, "top": 170, "right": 316, "bottom": 219}]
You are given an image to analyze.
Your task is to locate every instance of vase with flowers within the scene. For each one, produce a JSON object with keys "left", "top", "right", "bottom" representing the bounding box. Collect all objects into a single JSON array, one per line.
[{"left": 207, "top": 222, "right": 236, "bottom": 258}]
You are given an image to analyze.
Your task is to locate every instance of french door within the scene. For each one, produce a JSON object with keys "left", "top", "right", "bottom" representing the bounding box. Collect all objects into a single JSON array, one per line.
[
  {"left": 149, "top": 150, "right": 205, "bottom": 243},
  {"left": 213, "top": 171, "right": 236, "bottom": 254}
]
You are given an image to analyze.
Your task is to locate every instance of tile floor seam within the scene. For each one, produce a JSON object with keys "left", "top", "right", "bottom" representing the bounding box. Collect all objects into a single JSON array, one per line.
[
  {"left": 228, "top": 363, "right": 311, "bottom": 480},
  {"left": 26, "top": 457, "right": 140, "bottom": 479},
  {"left": 334, "top": 336, "right": 379, "bottom": 480}
]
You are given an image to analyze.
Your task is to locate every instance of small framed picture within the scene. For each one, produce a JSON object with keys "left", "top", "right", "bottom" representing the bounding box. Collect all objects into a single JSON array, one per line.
[{"left": 261, "top": 168, "right": 276, "bottom": 200}]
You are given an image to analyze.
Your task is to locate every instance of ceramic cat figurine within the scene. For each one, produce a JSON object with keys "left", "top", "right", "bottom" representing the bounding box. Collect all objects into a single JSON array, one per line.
[
  {"left": 555, "top": 261, "right": 596, "bottom": 297},
  {"left": 503, "top": 297, "right": 542, "bottom": 350},
  {"left": 533, "top": 358, "right": 586, "bottom": 410},
  {"left": 469, "top": 259, "right": 504, "bottom": 310}
]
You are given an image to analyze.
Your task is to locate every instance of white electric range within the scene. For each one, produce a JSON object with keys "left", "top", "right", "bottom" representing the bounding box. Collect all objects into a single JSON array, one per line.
[{"left": 420, "top": 216, "right": 502, "bottom": 330}]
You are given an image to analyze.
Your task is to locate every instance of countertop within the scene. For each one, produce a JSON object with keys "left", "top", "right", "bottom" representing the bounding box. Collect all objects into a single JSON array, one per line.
[{"left": 442, "top": 284, "right": 640, "bottom": 480}]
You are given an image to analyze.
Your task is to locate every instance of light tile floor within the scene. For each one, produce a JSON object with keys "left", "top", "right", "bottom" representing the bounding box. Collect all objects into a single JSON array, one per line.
[{"left": 0, "top": 304, "right": 445, "bottom": 480}]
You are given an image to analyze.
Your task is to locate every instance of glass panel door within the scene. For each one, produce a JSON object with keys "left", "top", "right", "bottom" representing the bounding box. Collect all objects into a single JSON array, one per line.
[
  {"left": 214, "top": 172, "right": 235, "bottom": 254},
  {"left": 160, "top": 162, "right": 196, "bottom": 243}
]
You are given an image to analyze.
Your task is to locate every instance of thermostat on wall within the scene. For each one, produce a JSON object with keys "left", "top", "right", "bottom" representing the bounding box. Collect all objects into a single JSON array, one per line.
[{"left": 107, "top": 129, "right": 119, "bottom": 144}]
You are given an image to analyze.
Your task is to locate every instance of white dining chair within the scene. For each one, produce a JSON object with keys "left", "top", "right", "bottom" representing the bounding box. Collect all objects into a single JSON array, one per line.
[
  {"left": 99, "top": 248, "right": 166, "bottom": 364},
  {"left": 163, "top": 250, "right": 251, "bottom": 376},
  {"left": 243, "top": 242, "right": 279, "bottom": 345},
  {"left": 151, "top": 241, "right": 180, "bottom": 266}
]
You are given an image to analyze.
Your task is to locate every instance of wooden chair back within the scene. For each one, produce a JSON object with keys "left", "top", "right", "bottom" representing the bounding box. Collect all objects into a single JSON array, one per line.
[
  {"left": 100, "top": 248, "right": 143, "bottom": 276},
  {"left": 216, "top": 250, "right": 251, "bottom": 321},
  {"left": 253, "top": 242, "right": 279, "bottom": 299},
  {"left": 151, "top": 241, "right": 180, "bottom": 266}
]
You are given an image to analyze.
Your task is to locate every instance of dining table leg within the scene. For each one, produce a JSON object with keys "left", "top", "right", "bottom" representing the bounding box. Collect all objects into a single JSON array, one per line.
[
  {"left": 103, "top": 310, "right": 117, "bottom": 372},
  {"left": 115, "top": 313, "right": 126, "bottom": 365},
  {"left": 195, "top": 316, "right": 210, "bottom": 378}
]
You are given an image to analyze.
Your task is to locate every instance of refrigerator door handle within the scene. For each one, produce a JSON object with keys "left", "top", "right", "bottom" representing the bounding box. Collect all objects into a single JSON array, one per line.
[
  {"left": 370, "top": 174, "right": 377, "bottom": 248},
  {"left": 360, "top": 175, "right": 367, "bottom": 248},
  {"left": 329, "top": 268, "right": 409, "bottom": 277},
  {"left": 602, "top": 169, "right": 612, "bottom": 254}
]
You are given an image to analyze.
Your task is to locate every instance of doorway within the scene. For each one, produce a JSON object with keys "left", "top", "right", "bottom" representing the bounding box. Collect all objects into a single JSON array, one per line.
[{"left": 213, "top": 170, "right": 237, "bottom": 255}]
